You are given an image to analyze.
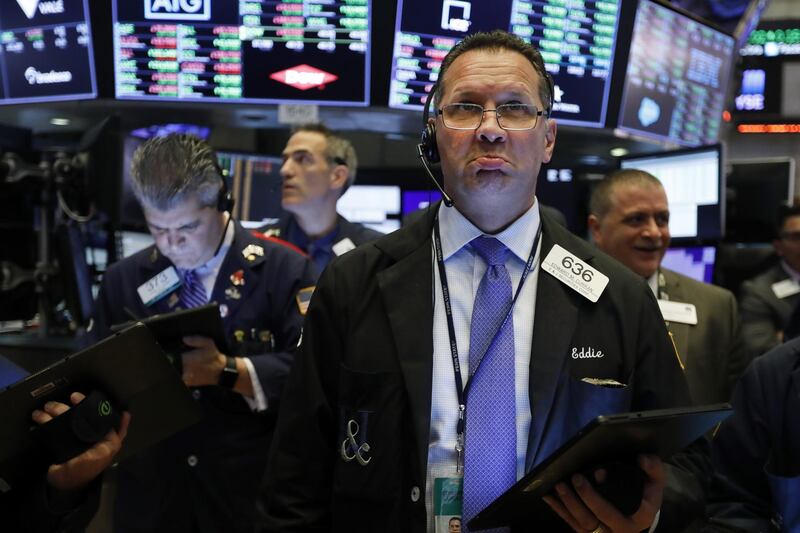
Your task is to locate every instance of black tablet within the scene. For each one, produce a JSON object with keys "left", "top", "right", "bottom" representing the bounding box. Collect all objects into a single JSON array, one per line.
[
  {"left": 111, "top": 304, "right": 229, "bottom": 370},
  {"left": 468, "top": 404, "right": 733, "bottom": 531},
  {"left": 0, "top": 324, "right": 203, "bottom": 493}
]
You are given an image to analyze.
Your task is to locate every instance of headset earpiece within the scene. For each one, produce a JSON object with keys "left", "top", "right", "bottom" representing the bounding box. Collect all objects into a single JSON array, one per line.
[
  {"left": 420, "top": 122, "right": 440, "bottom": 164},
  {"left": 215, "top": 162, "right": 235, "bottom": 213},
  {"left": 420, "top": 86, "right": 440, "bottom": 164}
]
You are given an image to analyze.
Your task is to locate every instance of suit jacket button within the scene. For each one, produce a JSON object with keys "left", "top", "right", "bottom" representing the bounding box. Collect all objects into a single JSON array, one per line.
[
  {"left": 410, "top": 486, "right": 420, "bottom": 503},
  {"left": 187, "top": 455, "right": 198, "bottom": 467},
  {"left": 192, "top": 390, "right": 202, "bottom": 400}
]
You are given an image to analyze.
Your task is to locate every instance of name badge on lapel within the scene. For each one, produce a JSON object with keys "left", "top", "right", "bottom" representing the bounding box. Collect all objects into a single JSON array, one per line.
[
  {"left": 541, "top": 244, "right": 609, "bottom": 303},
  {"left": 137, "top": 266, "right": 180, "bottom": 306},
  {"left": 772, "top": 278, "right": 800, "bottom": 299},
  {"left": 332, "top": 238, "right": 356, "bottom": 257},
  {"left": 658, "top": 300, "right": 698, "bottom": 325}
]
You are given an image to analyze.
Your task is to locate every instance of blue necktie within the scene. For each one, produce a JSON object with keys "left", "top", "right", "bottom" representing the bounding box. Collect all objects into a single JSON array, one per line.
[
  {"left": 178, "top": 269, "right": 207, "bottom": 308},
  {"left": 462, "top": 236, "right": 516, "bottom": 532}
]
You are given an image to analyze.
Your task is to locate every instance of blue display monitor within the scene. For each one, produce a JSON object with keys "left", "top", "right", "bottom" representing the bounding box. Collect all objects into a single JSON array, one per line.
[
  {"left": 617, "top": 0, "right": 735, "bottom": 146},
  {"left": 113, "top": 0, "right": 371, "bottom": 106},
  {"left": 620, "top": 144, "right": 724, "bottom": 243},
  {"left": 388, "top": 0, "right": 623, "bottom": 128},
  {"left": 661, "top": 245, "right": 716, "bottom": 284},
  {"left": 0, "top": 0, "right": 96, "bottom": 104}
]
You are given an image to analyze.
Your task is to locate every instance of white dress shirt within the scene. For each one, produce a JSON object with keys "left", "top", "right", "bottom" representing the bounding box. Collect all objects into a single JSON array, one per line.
[
  {"left": 425, "top": 200, "right": 542, "bottom": 528},
  {"left": 191, "top": 216, "right": 268, "bottom": 412}
]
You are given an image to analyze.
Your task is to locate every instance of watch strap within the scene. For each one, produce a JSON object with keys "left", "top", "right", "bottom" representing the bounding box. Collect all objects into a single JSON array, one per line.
[{"left": 218, "top": 356, "right": 238, "bottom": 389}]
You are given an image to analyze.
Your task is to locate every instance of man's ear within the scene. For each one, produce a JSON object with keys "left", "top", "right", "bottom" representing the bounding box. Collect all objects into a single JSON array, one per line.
[
  {"left": 587, "top": 214, "right": 602, "bottom": 245},
  {"left": 330, "top": 165, "right": 349, "bottom": 192},
  {"left": 542, "top": 119, "right": 557, "bottom": 164}
]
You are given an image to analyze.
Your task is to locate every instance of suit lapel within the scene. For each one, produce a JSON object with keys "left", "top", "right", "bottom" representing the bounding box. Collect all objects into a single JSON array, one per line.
[
  {"left": 660, "top": 271, "right": 690, "bottom": 369},
  {"left": 525, "top": 220, "right": 581, "bottom": 469},
  {"left": 376, "top": 208, "right": 436, "bottom": 486},
  {"left": 210, "top": 224, "right": 265, "bottom": 327}
]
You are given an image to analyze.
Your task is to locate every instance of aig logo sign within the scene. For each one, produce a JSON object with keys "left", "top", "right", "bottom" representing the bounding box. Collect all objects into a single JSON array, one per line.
[{"left": 145, "top": 0, "right": 210, "bottom": 21}]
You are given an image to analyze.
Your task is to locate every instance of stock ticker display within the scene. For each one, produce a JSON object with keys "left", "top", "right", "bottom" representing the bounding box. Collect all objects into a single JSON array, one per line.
[
  {"left": 618, "top": 0, "right": 735, "bottom": 146},
  {"left": 388, "top": 0, "right": 622, "bottom": 128},
  {"left": 113, "top": 0, "right": 371, "bottom": 105},
  {"left": 0, "top": 0, "right": 96, "bottom": 104}
]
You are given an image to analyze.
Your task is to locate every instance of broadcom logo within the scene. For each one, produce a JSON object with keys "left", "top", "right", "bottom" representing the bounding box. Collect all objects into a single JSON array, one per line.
[
  {"left": 144, "top": 0, "right": 210, "bottom": 21},
  {"left": 270, "top": 65, "right": 338, "bottom": 91}
]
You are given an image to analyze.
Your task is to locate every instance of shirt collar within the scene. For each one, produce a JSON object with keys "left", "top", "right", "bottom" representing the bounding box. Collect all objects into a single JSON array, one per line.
[
  {"left": 781, "top": 260, "right": 800, "bottom": 282},
  {"left": 194, "top": 214, "right": 234, "bottom": 275},
  {"left": 647, "top": 271, "right": 659, "bottom": 297},
  {"left": 437, "top": 198, "right": 541, "bottom": 263}
]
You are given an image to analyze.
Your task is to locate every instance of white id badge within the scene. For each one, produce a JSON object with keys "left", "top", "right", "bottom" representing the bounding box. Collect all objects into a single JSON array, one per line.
[
  {"left": 658, "top": 300, "right": 698, "bottom": 325},
  {"left": 433, "top": 474, "right": 463, "bottom": 533},
  {"left": 541, "top": 244, "right": 609, "bottom": 302},
  {"left": 137, "top": 266, "right": 181, "bottom": 306},
  {"left": 772, "top": 278, "right": 800, "bottom": 299}
]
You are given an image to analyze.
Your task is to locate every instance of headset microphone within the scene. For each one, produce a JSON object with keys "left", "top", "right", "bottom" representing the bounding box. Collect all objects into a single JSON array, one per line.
[{"left": 416, "top": 143, "right": 454, "bottom": 208}]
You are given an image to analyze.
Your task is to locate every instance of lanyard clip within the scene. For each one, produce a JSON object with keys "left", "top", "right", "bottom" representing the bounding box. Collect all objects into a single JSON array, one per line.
[{"left": 455, "top": 404, "right": 466, "bottom": 473}]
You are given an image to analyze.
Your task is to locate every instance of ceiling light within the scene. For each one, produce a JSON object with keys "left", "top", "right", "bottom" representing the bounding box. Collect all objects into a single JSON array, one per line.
[
  {"left": 609, "top": 147, "right": 629, "bottom": 157},
  {"left": 50, "top": 117, "right": 71, "bottom": 126}
]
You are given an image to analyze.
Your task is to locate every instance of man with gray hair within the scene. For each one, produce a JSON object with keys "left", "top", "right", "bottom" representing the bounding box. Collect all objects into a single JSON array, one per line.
[
  {"left": 90, "top": 133, "right": 314, "bottom": 533},
  {"left": 258, "top": 123, "right": 383, "bottom": 278}
]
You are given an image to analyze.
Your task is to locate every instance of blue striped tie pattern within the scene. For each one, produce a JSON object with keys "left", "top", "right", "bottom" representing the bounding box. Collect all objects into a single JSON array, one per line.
[
  {"left": 178, "top": 269, "right": 207, "bottom": 308},
  {"left": 462, "top": 236, "right": 516, "bottom": 533}
]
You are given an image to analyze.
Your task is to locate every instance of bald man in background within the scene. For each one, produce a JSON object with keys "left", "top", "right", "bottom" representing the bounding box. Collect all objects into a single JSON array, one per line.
[{"left": 588, "top": 169, "right": 749, "bottom": 404}]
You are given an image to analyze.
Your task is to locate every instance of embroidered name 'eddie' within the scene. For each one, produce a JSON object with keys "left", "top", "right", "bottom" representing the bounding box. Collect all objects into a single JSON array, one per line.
[{"left": 571, "top": 346, "right": 604, "bottom": 359}]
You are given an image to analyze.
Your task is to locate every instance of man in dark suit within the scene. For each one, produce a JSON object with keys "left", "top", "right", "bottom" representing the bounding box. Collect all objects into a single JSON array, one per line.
[
  {"left": 707, "top": 337, "right": 800, "bottom": 531},
  {"left": 588, "top": 169, "right": 748, "bottom": 404},
  {"left": 260, "top": 31, "right": 706, "bottom": 533},
  {"left": 739, "top": 206, "right": 800, "bottom": 357},
  {"left": 90, "top": 134, "right": 314, "bottom": 533},
  {"left": 257, "top": 123, "right": 383, "bottom": 278}
]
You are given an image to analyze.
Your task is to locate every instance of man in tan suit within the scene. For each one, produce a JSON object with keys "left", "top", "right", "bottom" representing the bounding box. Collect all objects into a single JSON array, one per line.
[{"left": 588, "top": 169, "right": 749, "bottom": 404}]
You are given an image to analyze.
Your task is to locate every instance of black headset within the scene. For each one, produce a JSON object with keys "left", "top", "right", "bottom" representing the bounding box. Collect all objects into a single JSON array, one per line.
[
  {"left": 416, "top": 70, "right": 555, "bottom": 207},
  {"left": 215, "top": 161, "right": 235, "bottom": 213}
]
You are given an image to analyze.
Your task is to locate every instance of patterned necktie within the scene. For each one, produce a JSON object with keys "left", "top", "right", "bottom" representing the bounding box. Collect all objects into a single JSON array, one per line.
[
  {"left": 462, "top": 236, "right": 516, "bottom": 532},
  {"left": 178, "top": 269, "right": 207, "bottom": 308}
]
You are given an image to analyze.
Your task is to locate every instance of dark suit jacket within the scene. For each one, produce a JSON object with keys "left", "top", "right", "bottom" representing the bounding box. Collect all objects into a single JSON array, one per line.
[
  {"left": 707, "top": 337, "right": 800, "bottom": 532},
  {"left": 260, "top": 204, "right": 708, "bottom": 532},
  {"left": 258, "top": 214, "right": 383, "bottom": 258},
  {"left": 660, "top": 268, "right": 749, "bottom": 404},
  {"left": 91, "top": 221, "right": 314, "bottom": 533},
  {"left": 739, "top": 264, "right": 800, "bottom": 357}
]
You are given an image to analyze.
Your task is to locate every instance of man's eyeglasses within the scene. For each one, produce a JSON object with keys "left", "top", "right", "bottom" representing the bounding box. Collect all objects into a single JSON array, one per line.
[{"left": 438, "top": 103, "right": 544, "bottom": 131}]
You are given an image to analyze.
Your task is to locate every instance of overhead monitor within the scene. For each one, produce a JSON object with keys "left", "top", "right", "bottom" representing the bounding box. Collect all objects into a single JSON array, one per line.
[
  {"left": 726, "top": 158, "right": 796, "bottom": 243},
  {"left": 617, "top": 0, "right": 735, "bottom": 146},
  {"left": 0, "top": 0, "right": 96, "bottom": 104},
  {"left": 620, "top": 144, "right": 724, "bottom": 242},
  {"left": 388, "top": 0, "right": 623, "bottom": 128},
  {"left": 338, "top": 185, "right": 401, "bottom": 234},
  {"left": 112, "top": 0, "right": 371, "bottom": 106},
  {"left": 661, "top": 245, "right": 716, "bottom": 284}
]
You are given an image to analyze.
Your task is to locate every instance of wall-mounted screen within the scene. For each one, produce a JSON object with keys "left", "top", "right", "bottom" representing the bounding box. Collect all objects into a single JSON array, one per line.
[
  {"left": 0, "top": 0, "right": 96, "bottom": 104},
  {"left": 661, "top": 245, "right": 716, "bottom": 283},
  {"left": 388, "top": 0, "right": 622, "bottom": 128},
  {"left": 617, "top": 0, "right": 735, "bottom": 146},
  {"left": 338, "top": 185, "right": 401, "bottom": 234},
  {"left": 113, "top": 0, "right": 371, "bottom": 106},
  {"left": 726, "top": 158, "right": 796, "bottom": 243},
  {"left": 620, "top": 144, "right": 724, "bottom": 242}
]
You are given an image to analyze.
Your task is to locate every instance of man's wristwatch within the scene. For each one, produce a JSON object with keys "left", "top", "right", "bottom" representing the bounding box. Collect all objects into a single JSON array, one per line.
[{"left": 218, "top": 356, "right": 239, "bottom": 389}]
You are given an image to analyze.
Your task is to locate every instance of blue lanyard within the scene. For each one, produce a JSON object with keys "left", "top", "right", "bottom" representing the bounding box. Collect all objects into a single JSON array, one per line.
[{"left": 432, "top": 217, "right": 541, "bottom": 470}]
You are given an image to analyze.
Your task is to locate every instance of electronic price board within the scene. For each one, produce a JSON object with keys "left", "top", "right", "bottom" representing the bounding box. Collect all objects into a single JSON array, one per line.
[
  {"left": 0, "top": 0, "right": 96, "bottom": 104},
  {"left": 113, "top": 0, "right": 371, "bottom": 106},
  {"left": 617, "top": 0, "right": 735, "bottom": 146},
  {"left": 388, "top": 0, "right": 622, "bottom": 128}
]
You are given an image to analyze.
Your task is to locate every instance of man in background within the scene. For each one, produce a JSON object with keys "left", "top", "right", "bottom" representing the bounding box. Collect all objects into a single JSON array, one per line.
[
  {"left": 588, "top": 168, "right": 748, "bottom": 404},
  {"left": 258, "top": 124, "right": 383, "bottom": 278},
  {"left": 739, "top": 205, "right": 800, "bottom": 357}
]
